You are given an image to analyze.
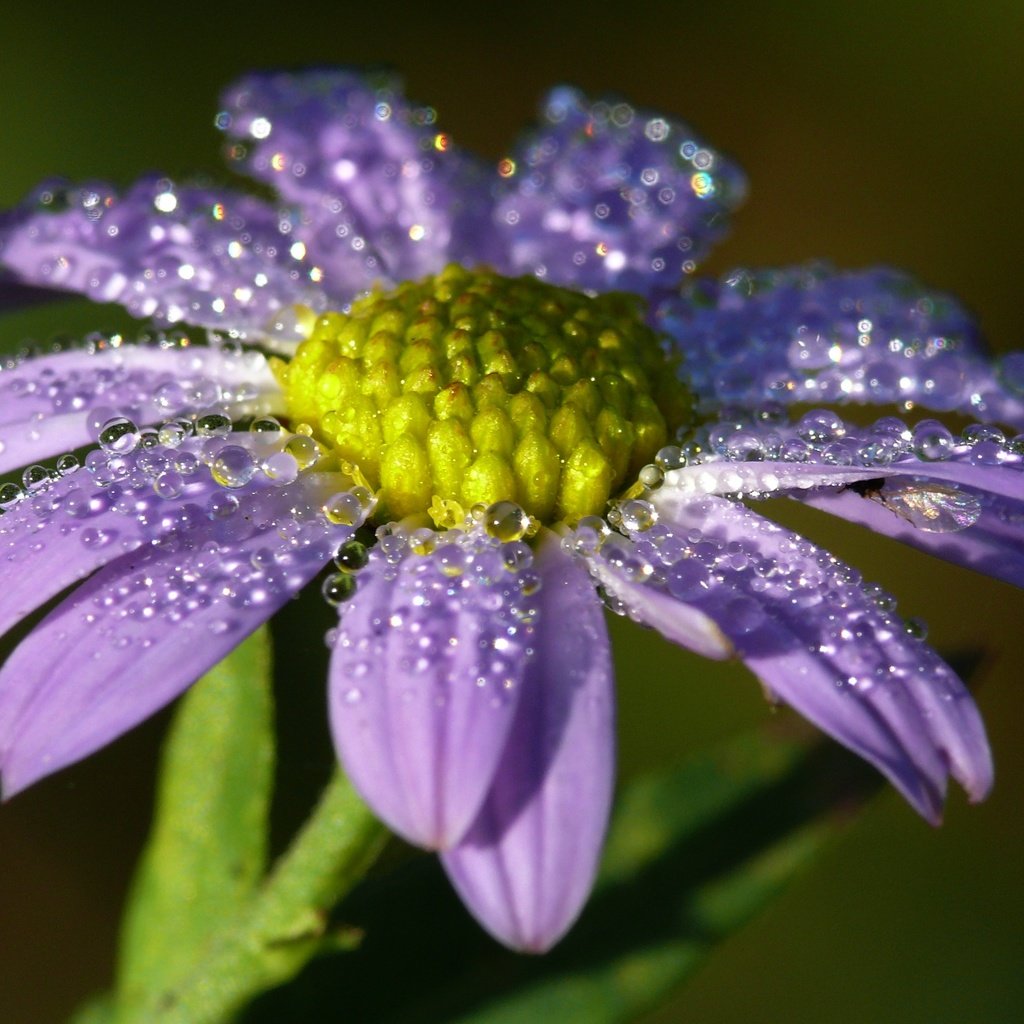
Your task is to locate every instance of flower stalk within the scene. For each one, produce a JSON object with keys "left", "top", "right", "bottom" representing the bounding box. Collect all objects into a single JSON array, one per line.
[{"left": 121, "top": 772, "right": 385, "bottom": 1024}]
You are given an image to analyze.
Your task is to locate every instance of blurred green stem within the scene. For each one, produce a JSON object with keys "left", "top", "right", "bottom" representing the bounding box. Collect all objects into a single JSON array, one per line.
[{"left": 128, "top": 773, "right": 385, "bottom": 1024}]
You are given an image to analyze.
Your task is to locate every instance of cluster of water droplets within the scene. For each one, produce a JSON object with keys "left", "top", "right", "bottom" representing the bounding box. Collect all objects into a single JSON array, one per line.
[
  {"left": 0, "top": 328, "right": 279, "bottom": 465},
  {"left": 1, "top": 175, "right": 325, "bottom": 333},
  {"left": 328, "top": 500, "right": 541, "bottom": 713},
  {"left": 567, "top": 495, "right": 947, "bottom": 702},
  {"left": 658, "top": 264, "right": 1023, "bottom": 424},
  {"left": 491, "top": 85, "right": 747, "bottom": 293},
  {"left": 618, "top": 405, "right": 1024, "bottom": 534},
  {"left": 220, "top": 69, "right": 492, "bottom": 293},
  {"left": 0, "top": 392, "right": 382, "bottom": 650}
]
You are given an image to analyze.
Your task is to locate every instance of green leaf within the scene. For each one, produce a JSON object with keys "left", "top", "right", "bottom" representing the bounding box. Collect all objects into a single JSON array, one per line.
[{"left": 114, "top": 627, "right": 276, "bottom": 1016}]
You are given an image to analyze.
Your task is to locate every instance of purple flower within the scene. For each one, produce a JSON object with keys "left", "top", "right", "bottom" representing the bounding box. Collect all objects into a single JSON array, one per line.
[{"left": 0, "top": 70, "right": 1020, "bottom": 953}]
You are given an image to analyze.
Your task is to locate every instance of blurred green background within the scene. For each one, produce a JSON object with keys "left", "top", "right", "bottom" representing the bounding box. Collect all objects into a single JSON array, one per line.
[{"left": 0, "top": 1, "right": 1021, "bottom": 1021}]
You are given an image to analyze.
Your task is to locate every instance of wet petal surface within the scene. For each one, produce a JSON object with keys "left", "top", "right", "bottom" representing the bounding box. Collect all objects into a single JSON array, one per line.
[
  {"left": 221, "top": 70, "right": 497, "bottom": 297},
  {"left": 657, "top": 265, "right": 1024, "bottom": 426},
  {"left": 329, "top": 525, "right": 540, "bottom": 849},
  {"left": 0, "top": 341, "right": 281, "bottom": 473},
  {"left": 653, "top": 411, "right": 1024, "bottom": 587},
  {"left": 0, "top": 178, "right": 321, "bottom": 335},
  {"left": 441, "top": 538, "right": 615, "bottom": 952},
  {"left": 581, "top": 496, "right": 991, "bottom": 822},
  {"left": 492, "top": 86, "right": 746, "bottom": 295},
  {"left": 0, "top": 475, "right": 343, "bottom": 796}
]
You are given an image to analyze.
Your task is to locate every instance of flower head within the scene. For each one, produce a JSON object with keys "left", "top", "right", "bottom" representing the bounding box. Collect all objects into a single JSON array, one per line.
[{"left": 0, "top": 70, "right": 1020, "bottom": 953}]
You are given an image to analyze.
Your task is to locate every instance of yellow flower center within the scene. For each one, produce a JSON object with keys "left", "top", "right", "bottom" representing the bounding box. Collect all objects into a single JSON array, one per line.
[{"left": 276, "top": 265, "right": 692, "bottom": 525}]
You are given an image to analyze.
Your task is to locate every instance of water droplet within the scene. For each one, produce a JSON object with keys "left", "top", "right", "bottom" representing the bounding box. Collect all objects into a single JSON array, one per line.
[
  {"left": 618, "top": 499, "right": 658, "bottom": 532},
  {"left": 22, "top": 464, "right": 52, "bottom": 491},
  {"left": 0, "top": 482, "right": 24, "bottom": 509},
  {"left": 334, "top": 539, "right": 369, "bottom": 572},
  {"left": 323, "top": 491, "right": 366, "bottom": 527},
  {"left": 56, "top": 453, "right": 80, "bottom": 475},
  {"left": 196, "top": 412, "right": 232, "bottom": 437},
  {"left": 206, "top": 492, "right": 240, "bottom": 519},
  {"left": 262, "top": 450, "right": 299, "bottom": 484},
  {"left": 158, "top": 421, "right": 189, "bottom": 448},
  {"left": 322, "top": 571, "right": 357, "bottom": 605},
  {"left": 877, "top": 482, "right": 982, "bottom": 533},
  {"left": 249, "top": 416, "right": 283, "bottom": 442},
  {"left": 99, "top": 416, "right": 140, "bottom": 453},
  {"left": 153, "top": 471, "right": 185, "bottom": 499},
  {"left": 484, "top": 500, "right": 530, "bottom": 541},
  {"left": 211, "top": 445, "right": 257, "bottom": 488},
  {"left": 285, "top": 434, "right": 320, "bottom": 469},
  {"left": 639, "top": 463, "right": 664, "bottom": 488},
  {"left": 82, "top": 527, "right": 114, "bottom": 549},
  {"left": 912, "top": 420, "right": 954, "bottom": 461}
]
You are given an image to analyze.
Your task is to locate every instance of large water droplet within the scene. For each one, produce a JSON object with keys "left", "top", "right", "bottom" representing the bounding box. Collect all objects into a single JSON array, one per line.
[{"left": 878, "top": 482, "right": 982, "bottom": 533}]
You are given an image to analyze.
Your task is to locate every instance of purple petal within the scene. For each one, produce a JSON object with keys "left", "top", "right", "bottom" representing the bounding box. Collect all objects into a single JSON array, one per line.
[
  {"left": 0, "top": 177, "right": 321, "bottom": 335},
  {"left": 656, "top": 264, "right": 1024, "bottom": 426},
  {"left": 441, "top": 538, "right": 615, "bottom": 952},
  {"left": 491, "top": 86, "right": 746, "bottom": 295},
  {"left": 0, "top": 474, "right": 342, "bottom": 797},
  {"left": 220, "top": 71, "right": 498, "bottom": 295},
  {"left": 329, "top": 528, "right": 539, "bottom": 850},
  {"left": 0, "top": 342, "right": 281, "bottom": 473},
  {"left": 584, "top": 539, "right": 732, "bottom": 660},
  {"left": 0, "top": 461, "right": 223, "bottom": 640},
  {"left": 802, "top": 487, "right": 1024, "bottom": 588},
  {"left": 592, "top": 497, "right": 991, "bottom": 823},
  {"left": 653, "top": 422, "right": 1024, "bottom": 588}
]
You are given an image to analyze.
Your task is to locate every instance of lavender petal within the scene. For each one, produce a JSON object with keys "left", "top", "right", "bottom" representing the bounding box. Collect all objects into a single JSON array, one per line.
[
  {"left": 0, "top": 460, "right": 224, "bottom": 640},
  {"left": 802, "top": 487, "right": 1024, "bottom": 589},
  {"left": 220, "top": 71, "right": 498, "bottom": 295},
  {"left": 0, "top": 478, "right": 338, "bottom": 797},
  {"left": 441, "top": 538, "right": 615, "bottom": 952},
  {"left": 654, "top": 427, "right": 1024, "bottom": 588},
  {"left": 0, "top": 177, "right": 321, "bottom": 336},
  {"left": 329, "top": 529, "right": 539, "bottom": 850},
  {"left": 656, "top": 264, "right": 1024, "bottom": 426},
  {"left": 491, "top": 86, "right": 746, "bottom": 295},
  {"left": 0, "top": 343, "right": 281, "bottom": 473},
  {"left": 595, "top": 497, "right": 992, "bottom": 822}
]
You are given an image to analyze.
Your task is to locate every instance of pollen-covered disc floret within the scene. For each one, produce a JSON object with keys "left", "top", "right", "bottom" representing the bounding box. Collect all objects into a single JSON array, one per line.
[{"left": 276, "top": 265, "right": 693, "bottom": 524}]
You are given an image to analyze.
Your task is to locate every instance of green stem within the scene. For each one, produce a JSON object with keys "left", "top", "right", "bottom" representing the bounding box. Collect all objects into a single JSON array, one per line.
[{"left": 127, "top": 773, "right": 386, "bottom": 1024}]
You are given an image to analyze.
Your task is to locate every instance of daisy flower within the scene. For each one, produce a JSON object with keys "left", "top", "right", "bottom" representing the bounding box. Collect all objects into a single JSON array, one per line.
[{"left": 0, "top": 70, "right": 1021, "bottom": 953}]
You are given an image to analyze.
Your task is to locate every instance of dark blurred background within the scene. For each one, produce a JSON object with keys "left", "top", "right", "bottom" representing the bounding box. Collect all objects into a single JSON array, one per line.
[{"left": 0, "top": 2, "right": 1021, "bottom": 1021}]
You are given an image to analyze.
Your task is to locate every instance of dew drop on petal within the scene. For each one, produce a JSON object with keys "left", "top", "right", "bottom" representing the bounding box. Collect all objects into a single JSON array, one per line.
[
  {"left": 483, "top": 500, "right": 530, "bottom": 541},
  {"left": 22, "top": 465, "right": 52, "bottom": 491},
  {"left": 158, "top": 421, "right": 189, "bottom": 448},
  {"left": 262, "top": 450, "right": 300, "bottom": 484},
  {"left": 323, "top": 491, "right": 366, "bottom": 527},
  {"left": 195, "top": 412, "right": 232, "bottom": 438},
  {"left": 0, "top": 482, "right": 24, "bottom": 509},
  {"left": 285, "top": 434, "right": 321, "bottom": 469},
  {"left": 56, "top": 453, "right": 81, "bottom": 475},
  {"left": 99, "top": 416, "right": 140, "bottom": 454},
  {"left": 206, "top": 492, "right": 240, "bottom": 519},
  {"left": 249, "top": 416, "right": 283, "bottom": 443},
  {"left": 153, "top": 471, "right": 185, "bottom": 499},
  {"left": 879, "top": 483, "right": 982, "bottom": 533},
  {"left": 211, "top": 445, "right": 257, "bottom": 488}
]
